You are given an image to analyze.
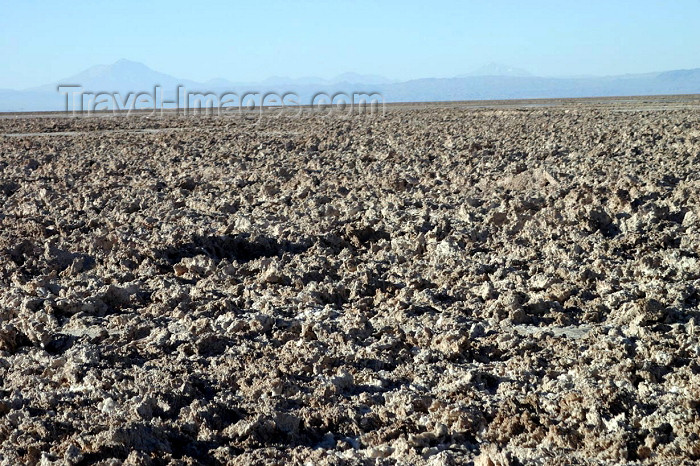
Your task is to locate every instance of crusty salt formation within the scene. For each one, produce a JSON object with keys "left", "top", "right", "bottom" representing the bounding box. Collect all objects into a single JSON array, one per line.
[{"left": 0, "top": 99, "right": 699, "bottom": 464}]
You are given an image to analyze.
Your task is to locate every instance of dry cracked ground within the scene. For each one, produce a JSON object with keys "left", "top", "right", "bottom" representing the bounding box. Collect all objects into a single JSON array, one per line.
[{"left": 0, "top": 98, "right": 699, "bottom": 465}]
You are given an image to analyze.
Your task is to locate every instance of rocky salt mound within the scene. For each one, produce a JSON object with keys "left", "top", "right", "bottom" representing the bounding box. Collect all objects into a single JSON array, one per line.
[{"left": 0, "top": 100, "right": 699, "bottom": 464}]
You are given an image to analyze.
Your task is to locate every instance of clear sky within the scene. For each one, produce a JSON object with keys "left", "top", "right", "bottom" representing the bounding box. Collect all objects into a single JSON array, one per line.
[{"left": 1, "top": 0, "right": 698, "bottom": 89}]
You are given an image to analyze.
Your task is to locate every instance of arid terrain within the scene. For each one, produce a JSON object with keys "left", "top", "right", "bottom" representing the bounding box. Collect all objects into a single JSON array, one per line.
[{"left": 0, "top": 96, "right": 699, "bottom": 465}]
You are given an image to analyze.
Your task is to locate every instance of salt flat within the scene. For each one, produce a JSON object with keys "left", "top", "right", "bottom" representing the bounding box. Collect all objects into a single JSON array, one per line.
[{"left": 0, "top": 96, "right": 699, "bottom": 464}]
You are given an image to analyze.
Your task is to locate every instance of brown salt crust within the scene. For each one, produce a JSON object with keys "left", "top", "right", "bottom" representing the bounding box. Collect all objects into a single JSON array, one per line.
[{"left": 0, "top": 98, "right": 699, "bottom": 464}]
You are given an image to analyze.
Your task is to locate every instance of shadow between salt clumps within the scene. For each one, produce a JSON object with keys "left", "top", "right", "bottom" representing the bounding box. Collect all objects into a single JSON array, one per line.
[{"left": 158, "top": 233, "right": 312, "bottom": 265}]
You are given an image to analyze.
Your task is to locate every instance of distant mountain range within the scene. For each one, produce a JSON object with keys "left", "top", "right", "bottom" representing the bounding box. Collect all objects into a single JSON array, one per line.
[
  {"left": 1, "top": 59, "right": 699, "bottom": 112},
  {"left": 458, "top": 62, "right": 533, "bottom": 78}
]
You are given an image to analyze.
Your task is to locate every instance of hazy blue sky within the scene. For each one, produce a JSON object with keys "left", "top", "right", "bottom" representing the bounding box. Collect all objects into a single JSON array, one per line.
[{"left": 1, "top": 0, "right": 698, "bottom": 89}]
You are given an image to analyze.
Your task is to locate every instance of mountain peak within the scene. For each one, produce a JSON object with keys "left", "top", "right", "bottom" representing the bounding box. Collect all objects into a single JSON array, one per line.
[
  {"left": 108, "top": 59, "right": 152, "bottom": 72},
  {"left": 37, "top": 59, "right": 198, "bottom": 93}
]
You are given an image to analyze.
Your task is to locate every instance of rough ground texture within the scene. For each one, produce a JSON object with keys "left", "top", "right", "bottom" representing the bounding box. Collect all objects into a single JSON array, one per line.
[{"left": 0, "top": 98, "right": 699, "bottom": 465}]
